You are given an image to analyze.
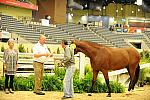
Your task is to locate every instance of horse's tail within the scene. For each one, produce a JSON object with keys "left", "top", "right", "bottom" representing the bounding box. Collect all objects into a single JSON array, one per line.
[{"left": 134, "top": 64, "right": 140, "bottom": 85}]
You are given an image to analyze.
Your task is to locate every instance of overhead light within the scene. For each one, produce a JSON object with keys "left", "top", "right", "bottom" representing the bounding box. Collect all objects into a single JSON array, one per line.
[
  {"left": 96, "top": 6, "right": 101, "bottom": 11},
  {"left": 121, "top": 8, "right": 123, "bottom": 10},
  {"left": 132, "top": 11, "right": 134, "bottom": 13},
  {"left": 68, "top": 0, "right": 83, "bottom": 9},
  {"left": 103, "top": 6, "right": 105, "bottom": 9},
  {"left": 138, "top": 8, "right": 140, "bottom": 12},
  {"left": 116, "top": 10, "right": 118, "bottom": 12},
  {"left": 85, "top": 4, "right": 87, "bottom": 8},
  {"left": 137, "top": 0, "right": 142, "bottom": 6}
]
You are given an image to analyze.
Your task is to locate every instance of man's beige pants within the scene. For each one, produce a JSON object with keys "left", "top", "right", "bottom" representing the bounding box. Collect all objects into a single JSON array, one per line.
[{"left": 33, "top": 62, "right": 44, "bottom": 93}]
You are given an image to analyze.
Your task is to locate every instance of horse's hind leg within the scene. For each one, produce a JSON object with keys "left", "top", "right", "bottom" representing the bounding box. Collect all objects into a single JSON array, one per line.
[
  {"left": 127, "top": 67, "right": 132, "bottom": 91},
  {"left": 131, "top": 64, "right": 140, "bottom": 90},
  {"left": 88, "top": 70, "right": 99, "bottom": 96},
  {"left": 127, "top": 64, "right": 138, "bottom": 91}
]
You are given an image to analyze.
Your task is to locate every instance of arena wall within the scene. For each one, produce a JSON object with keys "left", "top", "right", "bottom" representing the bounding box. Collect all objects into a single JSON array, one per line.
[
  {"left": 35, "top": 0, "right": 66, "bottom": 24},
  {"left": 70, "top": 3, "right": 150, "bottom": 23},
  {"left": 0, "top": 4, "right": 32, "bottom": 19}
]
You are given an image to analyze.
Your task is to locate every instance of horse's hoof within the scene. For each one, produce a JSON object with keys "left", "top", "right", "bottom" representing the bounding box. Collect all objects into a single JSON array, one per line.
[
  {"left": 88, "top": 93, "right": 92, "bottom": 96},
  {"left": 106, "top": 94, "right": 111, "bottom": 97}
]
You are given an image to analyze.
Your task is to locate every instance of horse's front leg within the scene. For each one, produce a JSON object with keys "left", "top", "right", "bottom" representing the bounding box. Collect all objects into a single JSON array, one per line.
[
  {"left": 102, "top": 70, "right": 111, "bottom": 97},
  {"left": 88, "top": 70, "right": 99, "bottom": 96}
]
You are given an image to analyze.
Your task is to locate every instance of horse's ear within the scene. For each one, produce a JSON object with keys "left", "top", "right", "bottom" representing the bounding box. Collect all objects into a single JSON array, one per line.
[
  {"left": 74, "top": 39, "right": 80, "bottom": 42},
  {"left": 71, "top": 39, "right": 76, "bottom": 43},
  {"left": 71, "top": 39, "right": 74, "bottom": 42}
]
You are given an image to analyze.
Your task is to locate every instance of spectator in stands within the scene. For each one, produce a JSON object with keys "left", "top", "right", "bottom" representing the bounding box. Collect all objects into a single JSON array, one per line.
[
  {"left": 60, "top": 40, "right": 76, "bottom": 99},
  {"left": 109, "top": 25, "right": 114, "bottom": 32},
  {"left": 109, "top": 25, "right": 112, "bottom": 31},
  {"left": 33, "top": 34, "right": 52, "bottom": 95},
  {"left": 78, "top": 21, "right": 81, "bottom": 25},
  {"left": 45, "top": 15, "right": 51, "bottom": 24},
  {"left": 3, "top": 38, "right": 18, "bottom": 94}
]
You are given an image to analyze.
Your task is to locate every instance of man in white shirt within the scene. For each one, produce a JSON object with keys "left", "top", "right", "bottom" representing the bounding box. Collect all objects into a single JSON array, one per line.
[{"left": 33, "top": 34, "right": 52, "bottom": 95}]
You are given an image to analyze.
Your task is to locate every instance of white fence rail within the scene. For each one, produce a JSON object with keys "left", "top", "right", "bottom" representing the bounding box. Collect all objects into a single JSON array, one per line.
[
  {"left": 0, "top": 52, "right": 150, "bottom": 79},
  {"left": 0, "top": 52, "right": 84, "bottom": 77}
]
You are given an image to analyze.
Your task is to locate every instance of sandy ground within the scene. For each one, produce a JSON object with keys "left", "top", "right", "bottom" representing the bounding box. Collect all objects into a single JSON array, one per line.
[{"left": 0, "top": 85, "right": 150, "bottom": 100}]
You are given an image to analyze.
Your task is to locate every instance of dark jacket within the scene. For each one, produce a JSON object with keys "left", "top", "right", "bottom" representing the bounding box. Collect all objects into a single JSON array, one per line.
[{"left": 62, "top": 45, "right": 75, "bottom": 67}]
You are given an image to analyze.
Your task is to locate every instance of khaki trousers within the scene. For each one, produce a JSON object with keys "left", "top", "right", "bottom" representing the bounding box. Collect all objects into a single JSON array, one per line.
[{"left": 33, "top": 62, "right": 44, "bottom": 93}]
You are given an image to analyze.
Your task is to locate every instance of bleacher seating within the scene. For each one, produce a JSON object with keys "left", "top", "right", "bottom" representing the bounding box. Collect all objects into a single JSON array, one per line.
[
  {"left": 91, "top": 27, "right": 129, "bottom": 48},
  {"left": 1, "top": 13, "right": 150, "bottom": 49},
  {"left": 91, "top": 27, "right": 150, "bottom": 48},
  {"left": 57, "top": 24, "right": 114, "bottom": 47}
]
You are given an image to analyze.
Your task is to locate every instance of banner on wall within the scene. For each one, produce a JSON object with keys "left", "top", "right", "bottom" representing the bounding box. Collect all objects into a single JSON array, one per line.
[{"left": 0, "top": 0, "right": 38, "bottom": 10}]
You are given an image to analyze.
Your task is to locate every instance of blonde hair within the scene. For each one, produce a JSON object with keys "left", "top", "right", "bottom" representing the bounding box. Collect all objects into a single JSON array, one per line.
[
  {"left": 8, "top": 38, "right": 14, "bottom": 45},
  {"left": 39, "top": 34, "right": 46, "bottom": 40}
]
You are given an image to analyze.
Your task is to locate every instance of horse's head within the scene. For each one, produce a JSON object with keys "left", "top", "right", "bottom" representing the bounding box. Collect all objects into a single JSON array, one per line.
[
  {"left": 74, "top": 47, "right": 83, "bottom": 54},
  {"left": 71, "top": 39, "right": 99, "bottom": 58},
  {"left": 71, "top": 39, "right": 82, "bottom": 54}
]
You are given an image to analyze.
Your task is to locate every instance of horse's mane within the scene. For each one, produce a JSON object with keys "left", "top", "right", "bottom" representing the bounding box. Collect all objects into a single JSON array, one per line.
[
  {"left": 84, "top": 41, "right": 105, "bottom": 47},
  {"left": 76, "top": 40, "right": 106, "bottom": 49}
]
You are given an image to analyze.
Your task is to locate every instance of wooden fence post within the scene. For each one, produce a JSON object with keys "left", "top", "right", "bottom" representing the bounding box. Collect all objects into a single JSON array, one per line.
[{"left": 79, "top": 52, "right": 85, "bottom": 79}]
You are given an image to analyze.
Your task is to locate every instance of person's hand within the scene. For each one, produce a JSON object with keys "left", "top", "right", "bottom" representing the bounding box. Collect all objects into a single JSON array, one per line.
[
  {"left": 16, "top": 64, "right": 19, "bottom": 70},
  {"left": 57, "top": 61, "right": 65, "bottom": 67},
  {"left": 49, "top": 54, "right": 53, "bottom": 57},
  {"left": 44, "top": 53, "right": 49, "bottom": 57},
  {"left": 3, "top": 64, "right": 7, "bottom": 71},
  {"left": 57, "top": 60, "right": 62, "bottom": 64},
  {"left": 61, "top": 62, "right": 65, "bottom": 66}
]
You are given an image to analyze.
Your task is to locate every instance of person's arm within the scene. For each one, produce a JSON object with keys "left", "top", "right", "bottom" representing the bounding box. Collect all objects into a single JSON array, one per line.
[
  {"left": 61, "top": 47, "right": 71, "bottom": 64},
  {"left": 3, "top": 50, "right": 7, "bottom": 70},
  {"left": 34, "top": 53, "right": 49, "bottom": 58},
  {"left": 45, "top": 45, "right": 53, "bottom": 57},
  {"left": 16, "top": 50, "right": 19, "bottom": 70},
  {"left": 33, "top": 45, "right": 49, "bottom": 58}
]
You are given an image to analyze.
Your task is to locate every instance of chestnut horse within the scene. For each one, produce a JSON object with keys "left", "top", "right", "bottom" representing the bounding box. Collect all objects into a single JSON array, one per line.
[{"left": 73, "top": 40, "right": 140, "bottom": 97}]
